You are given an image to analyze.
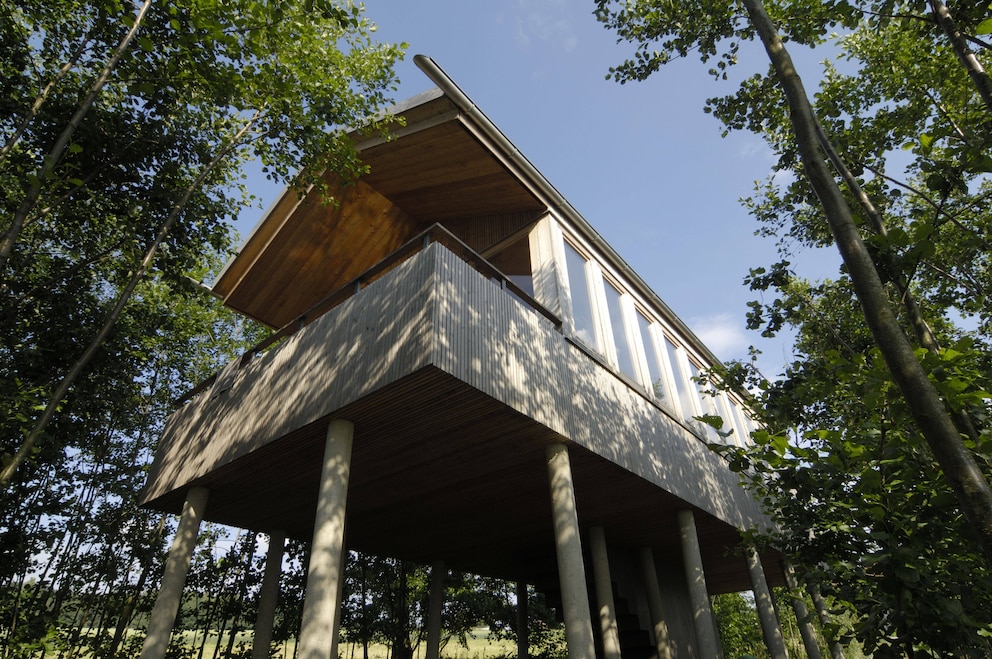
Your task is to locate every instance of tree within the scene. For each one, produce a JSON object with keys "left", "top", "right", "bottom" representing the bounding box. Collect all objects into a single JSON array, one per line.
[
  {"left": 595, "top": 0, "right": 992, "bottom": 652},
  {"left": 720, "top": 275, "right": 992, "bottom": 651},
  {"left": 0, "top": 0, "right": 404, "bottom": 486}
]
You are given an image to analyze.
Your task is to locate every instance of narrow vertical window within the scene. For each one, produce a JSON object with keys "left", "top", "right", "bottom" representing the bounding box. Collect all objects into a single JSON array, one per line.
[
  {"left": 715, "top": 392, "right": 740, "bottom": 445},
  {"left": 732, "top": 403, "right": 756, "bottom": 443},
  {"left": 603, "top": 281, "right": 636, "bottom": 379},
  {"left": 563, "top": 242, "right": 597, "bottom": 348},
  {"left": 688, "top": 360, "right": 721, "bottom": 441},
  {"left": 665, "top": 337, "right": 696, "bottom": 420},
  {"left": 636, "top": 311, "right": 668, "bottom": 404}
]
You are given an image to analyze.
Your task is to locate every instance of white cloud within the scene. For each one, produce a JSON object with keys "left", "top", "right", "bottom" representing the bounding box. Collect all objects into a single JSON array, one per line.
[
  {"left": 513, "top": 0, "right": 577, "bottom": 53},
  {"left": 688, "top": 312, "right": 750, "bottom": 360}
]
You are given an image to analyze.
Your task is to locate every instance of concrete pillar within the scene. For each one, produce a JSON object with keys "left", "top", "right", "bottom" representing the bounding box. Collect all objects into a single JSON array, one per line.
[
  {"left": 638, "top": 547, "right": 673, "bottom": 659},
  {"left": 677, "top": 509, "right": 721, "bottom": 658},
  {"left": 782, "top": 560, "right": 822, "bottom": 659},
  {"left": 252, "top": 530, "right": 286, "bottom": 659},
  {"left": 545, "top": 443, "right": 596, "bottom": 659},
  {"left": 516, "top": 581, "right": 528, "bottom": 659},
  {"left": 298, "top": 419, "right": 354, "bottom": 659},
  {"left": 426, "top": 560, "right": 446, "bottom": 659},
  {"left": 745, "top": 544, "right": 788, "bottom": 659},
  {"left": 140, "top": 486, "right": 209, "bottom": 659},
  {"left": 589, "top": 527, "right": 621, "bottom": 659},
  {"left": 808, "top": 581, "right": 845, "bottom": 659}
]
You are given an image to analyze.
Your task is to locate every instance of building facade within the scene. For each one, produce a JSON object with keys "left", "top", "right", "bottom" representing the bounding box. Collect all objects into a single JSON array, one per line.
[{"left": 140, "top": 56, "right": 822, "bottom": 659}]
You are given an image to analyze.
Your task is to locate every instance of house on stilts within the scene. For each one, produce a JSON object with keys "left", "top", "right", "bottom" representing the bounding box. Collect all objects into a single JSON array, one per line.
[{"left": 140, "top": 56, "right": 821, "bottom": 659}]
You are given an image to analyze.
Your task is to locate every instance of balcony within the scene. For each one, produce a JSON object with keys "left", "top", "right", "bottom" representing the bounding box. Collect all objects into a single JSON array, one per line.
[{"left": 144, "top": 234, "right": 772, "bottom": 594}]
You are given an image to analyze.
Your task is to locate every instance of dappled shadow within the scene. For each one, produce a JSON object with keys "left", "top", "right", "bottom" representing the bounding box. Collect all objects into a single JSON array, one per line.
[
  {"left": 429, "top": 246, "right": 767, "bottom": 531},
  {"left": 143, "top": 245, "right": 439, "bottom": 505}
]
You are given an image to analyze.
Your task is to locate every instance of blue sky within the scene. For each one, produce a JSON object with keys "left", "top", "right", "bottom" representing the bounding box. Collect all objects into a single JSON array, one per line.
[{"left": 238, "top": 1, "right": 842, "bottom": 376}]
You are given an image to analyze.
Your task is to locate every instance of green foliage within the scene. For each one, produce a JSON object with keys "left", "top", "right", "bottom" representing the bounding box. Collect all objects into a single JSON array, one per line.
[
  {"left": 1, "top": 0, "right": 402, "bottom": 654},
  {"left": 598, "top": 0, "right": 992, "bottom": 653},
  {"left": 714, "top": 277, "right": 992, "bottom": 654},
  {"left": 712, "top": 592, "right": 767, "bottom": 657}
]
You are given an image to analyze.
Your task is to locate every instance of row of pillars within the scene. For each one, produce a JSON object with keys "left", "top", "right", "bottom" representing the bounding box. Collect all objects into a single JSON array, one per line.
[{"left": 140, "top": 420, "right": 840, "bottom": 659}]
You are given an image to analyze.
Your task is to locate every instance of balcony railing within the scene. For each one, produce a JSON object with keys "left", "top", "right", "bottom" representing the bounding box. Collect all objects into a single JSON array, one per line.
[{"left": 175, "top": 223, "right": 562, "bottom": 406}]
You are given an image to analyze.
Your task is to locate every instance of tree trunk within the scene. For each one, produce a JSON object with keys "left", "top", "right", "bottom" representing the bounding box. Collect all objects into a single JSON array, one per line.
[
  {"left": 738, "top": 0, "right": 992, "bottom": 565},
  {"left": 0, "top": 0, "right": 153, "bottom": 276},
  {"left": 392, "top": 562, "right": 412, "bottom": 659},
  {"left": 0, "top": 110, "right": 261, "bottom": 488},
  {"left": 929, "top": 0, "right": 992, "bottom": 114}
]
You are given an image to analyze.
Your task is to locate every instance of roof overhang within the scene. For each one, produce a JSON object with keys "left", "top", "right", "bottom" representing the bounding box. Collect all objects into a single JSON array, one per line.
[{"left": 211, "top": 55, "right": 723, "bottom": 369}]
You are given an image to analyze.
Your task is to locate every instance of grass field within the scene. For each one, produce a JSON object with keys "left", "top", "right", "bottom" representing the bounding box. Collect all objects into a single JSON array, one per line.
[{"left": 167, "top": 626, "right": 518, "bottom": 659}]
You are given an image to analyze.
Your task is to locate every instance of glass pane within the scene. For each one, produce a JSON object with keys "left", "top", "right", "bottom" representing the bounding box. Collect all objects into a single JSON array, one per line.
[
  {"left": 636, "top": 312, "right": 668, "bottom": 403},
  {"left": 604, "top": 281, "right": 636, "bottom": 379},
  {"left": 734, "top": 404, "right": 756, "bottom": 442},
  {"left": 488, "top": 235, "right": 534, "bottom": 297},
  {"left": 564, "top": 242, "right": 597, "bottom": 348},
  {"left": 715, "top": 392, "right": 739, "bottom": 444},
  {"left": 665, "top": 338, "right": 696, "bottom": 419},
  {"left": 688, "top": 360, "right": 721, "bottom": 441}
]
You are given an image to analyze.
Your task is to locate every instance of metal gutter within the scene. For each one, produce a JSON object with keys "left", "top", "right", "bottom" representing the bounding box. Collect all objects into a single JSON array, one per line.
[{"left": 413, "top": 54, "right": 723, "bottom": 368}]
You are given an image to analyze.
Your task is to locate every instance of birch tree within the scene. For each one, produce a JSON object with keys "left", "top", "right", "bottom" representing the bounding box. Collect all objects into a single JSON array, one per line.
[
  {"left": 0, "top": 0, "right": 403, "bottom": 486},
  {"left": 596, "top": 0, "right": 992, "bottom": 651}
]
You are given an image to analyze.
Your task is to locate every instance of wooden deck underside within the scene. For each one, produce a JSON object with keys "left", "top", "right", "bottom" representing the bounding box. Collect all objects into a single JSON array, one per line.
[
  {"left": 147, "top": 365, "right": 774, "bottom": 595},
  {"left": 145, "top": 245, "right": 781, "bottom": 596}
]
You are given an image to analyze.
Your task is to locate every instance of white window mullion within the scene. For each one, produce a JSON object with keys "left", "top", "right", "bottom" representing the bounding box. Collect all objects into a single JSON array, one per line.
[
  {"left": 619, "top": 295, "right": 650, "bottom": 388},
  {"left": 586, "top": 261, "right": 615, "bottom": 363}
]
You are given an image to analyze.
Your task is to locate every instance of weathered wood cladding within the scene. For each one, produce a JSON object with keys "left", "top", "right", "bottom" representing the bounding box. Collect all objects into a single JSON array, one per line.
[
  {"left": 142, "top": 248, "right": 438, "bottom": 504},
  {"left": 430, "top": 246, "right": 767, "bottom": 531},
  {"left": 435, "top": 211, "right": 542, "bottom": 254},
  {"left": 216, "top": 177, "right": 419, "bottom": 329},
  {"left": 146, "top": 242, "right": 765, "bottom": 534}
]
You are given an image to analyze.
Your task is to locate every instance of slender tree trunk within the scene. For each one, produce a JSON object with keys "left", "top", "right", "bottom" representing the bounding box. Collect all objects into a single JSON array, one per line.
[
  {"left": 0, "top": 110, "right": 261, "bottom": 488},
  {"left": 738, "top": 0, "right": 992, "bottom": 565},
  {"left": 392, "top": 562, "right": 412, "bottom": 659},
  {"left": 0, "top": 27, "right": 96, "bottom": 164},
  {"left": 929, "top": 0, "right": 992, "bottom": 113},
  {"left": 106, "top": 516, "right": 167, "bottom": 658},
  {"left": 0, "top": 0, "right": 153, "bottom": 276}
]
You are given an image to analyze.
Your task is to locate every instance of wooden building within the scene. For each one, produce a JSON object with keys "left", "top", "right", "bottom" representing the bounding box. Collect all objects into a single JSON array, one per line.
[{"left": 140, "top": 57, "right": 819, "bottom": 659}]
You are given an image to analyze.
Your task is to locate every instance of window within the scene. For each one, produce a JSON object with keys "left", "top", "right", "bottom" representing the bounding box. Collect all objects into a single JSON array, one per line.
[
  {"left": 731, "top": 402, "right": 756, "bottom": 444},
  {"left": 688, "top": 360, "right": 721, "bottom": 441},
  {"left": 636, "top": 311, "right": 670, "bottom": 405},
  {"left": 487, "top": 234, "right": 534, "bottom": 297},
  {"left": 603, "top": 280, "right": 637, "bottom": 379},
  {"left": 563, "top": 242, "right": 598, "bottom": 349},
  {"left": 714, "top": 393, "right": 741, "bottom": 445},
  {"left": 665, "top": 337, "right": 697, "bottom": 421}
]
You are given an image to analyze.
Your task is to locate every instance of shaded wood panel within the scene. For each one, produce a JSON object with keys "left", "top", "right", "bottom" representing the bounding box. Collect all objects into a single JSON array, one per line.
[
  {"left": 142, "top": 246, "right": 440, "bottom": 504},
  {"left": 221, "top": 178, "right": 418, "bottom": 328},
  {"left": 360, "top": 121, "right": 497, "bottom": 192},
  {"left": 213, "top": 188, "right": 307, "bottom": 303},
  {"left": 437, "top": 211, "right": 542, "bottom": 254},
  {"left": 429, "top": 247, "right": 769, "bottom": 532},
  {"left": 360, "top": 121, "right": 543, "bottom": 221}
]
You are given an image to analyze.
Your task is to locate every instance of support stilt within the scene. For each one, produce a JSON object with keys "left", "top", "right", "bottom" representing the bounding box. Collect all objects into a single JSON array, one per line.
[
  {"left": 546, "top": 443, "right": 596, "bottom": 659},
  {"left": 140, "top": 486, "right": 209, "bottom": 659},
  {"left": 297, "top": 419, "right": 354, "bottom": 659},
  {"left": 677, "top": 509, "right": 721, "bottom": 658}
]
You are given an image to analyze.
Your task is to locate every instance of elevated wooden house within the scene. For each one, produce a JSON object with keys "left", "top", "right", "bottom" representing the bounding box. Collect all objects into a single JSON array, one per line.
[{"left": 140, "top": 57, "right": 813, "bottom": 659}]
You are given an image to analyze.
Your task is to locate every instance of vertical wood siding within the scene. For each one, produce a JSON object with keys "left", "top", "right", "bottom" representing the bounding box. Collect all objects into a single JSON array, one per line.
[
  {"left": 143, "top": 246, "right": 440, "bottom": 503},
  {"left": 430, "top": 247, "right": 766, "bottom": 531},
  {"left": 147, "top": 243, "right": 764, "bottom": 532},
  {"left": 438, "top": 211, "right": 541, "bottom": 253}
]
